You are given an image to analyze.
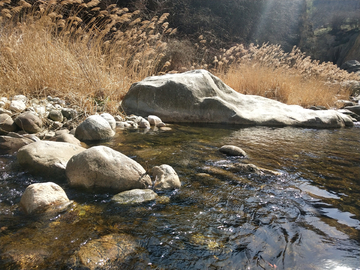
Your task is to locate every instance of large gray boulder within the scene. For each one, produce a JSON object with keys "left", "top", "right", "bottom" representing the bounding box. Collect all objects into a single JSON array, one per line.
[
  {"left": 75, "top": 115, "right": 115, "bottom": 141},
  {"left": 20, "top": 182, "right": 70, "bottom": 214},
  {"left": 14, "top": 112, "right": 43, "bottom": 133},
  {"left": 122, "top": 69, "right": 353, "bottom": 128},
  {"left": 66, "top": 146, "right": 152, "bottom": 192},
  {"left": 17, "top": 141, "right": 86, "bottom": 179}
]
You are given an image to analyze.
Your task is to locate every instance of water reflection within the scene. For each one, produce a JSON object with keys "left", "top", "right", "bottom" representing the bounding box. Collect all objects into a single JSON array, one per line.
[{"left": 0, "top": 124, "right": 359, "bottom": 269}]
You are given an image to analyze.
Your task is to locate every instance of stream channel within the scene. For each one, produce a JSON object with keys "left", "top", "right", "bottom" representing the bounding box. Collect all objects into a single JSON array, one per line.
[{"left": 0, "top": 123, "right": 360, "bottom": 269}]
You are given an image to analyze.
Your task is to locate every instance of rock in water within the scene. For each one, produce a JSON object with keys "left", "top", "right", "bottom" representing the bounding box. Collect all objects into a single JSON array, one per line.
[
  {"left": 17, "top": 141, "right": 86, "bottom": 179},
  {"left": 20, "top": 182, "right": 70, "bottom": 214},
  {"left": 71, "top": 234, "right": 142, "bottom": 270},
  {"left": 122, "top": 69, "right": 353, "bottom": 128},
  {"left": 111, "top": 189, "right": 158, "bottom": 204},
  {"left": 152, "top": 164, "right": 181, "bottom": 190},
  {"left": 219, "top": 145, "right": 247, "bottom": 157},
  {"left": 66, "top": 146, "right": 152, "bottom": 192}
]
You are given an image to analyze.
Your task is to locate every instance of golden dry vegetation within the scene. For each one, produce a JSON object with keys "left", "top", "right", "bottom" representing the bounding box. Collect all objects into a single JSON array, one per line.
[
  {"left": 212, "top": 43, "right": 359, "bottom": 108},
  {"left": 0, "top": 0, "right": 359, "bottom": 115},
  {"left": 0, "top": 0, "right": 173, "bottom": 114}
]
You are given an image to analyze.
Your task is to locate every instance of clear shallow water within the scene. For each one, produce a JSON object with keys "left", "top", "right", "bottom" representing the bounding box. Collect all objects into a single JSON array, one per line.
[{"left": 0, "top": 124, "right": 359, "bottom": 269}]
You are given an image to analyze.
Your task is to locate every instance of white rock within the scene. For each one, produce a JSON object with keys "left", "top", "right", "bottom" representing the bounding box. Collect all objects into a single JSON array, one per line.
[
  {"left": 12, "top": 95, "right": 27, "bottom": 103},
  {"left": 20, "top": 182, "right": 70, "bottom": 214},
  {"left": 9, "top": 100, "right": 26, "bottom": 112},
  {"left": 153, "top": 164, "right": 181, "bottom": 190},
  {"left": 147, "top": 115, "right": 164, "bottom": 126},
  {"left": 138, "top": 117, "right": 150, "bottom": 128},
  {"left": 100, "top": 113, "right": 116, "bottom": 130}
]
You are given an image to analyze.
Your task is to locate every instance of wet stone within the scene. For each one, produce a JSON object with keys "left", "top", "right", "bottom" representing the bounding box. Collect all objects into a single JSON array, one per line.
[
  {"left": 219, "top": 145, "right": 247, "bottom": 157},
  {"left": 71, "top": 233, "right": 141, "bottom": 270},
  {"left": 111, "top": 189, "right": 158, "bottom": 204}
]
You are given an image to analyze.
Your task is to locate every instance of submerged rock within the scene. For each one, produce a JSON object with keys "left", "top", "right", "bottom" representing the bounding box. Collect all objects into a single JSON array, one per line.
[
  {"left": 66, "top": 146, "right": 152, "bottom": 192},
  {"left": 71, "top": 234, "right": 142, "bottom": 270},
  {"left": 17, "top": 141, "right": 86, "bottom": 179},
  {"left": 122, "top": 69, "right": 353, "bottom": 128},
  {"left": 219, "top": 145, "right": 247, "bottom": 157},
  {"left": 111, "top": 189, "right": 158, "bottom": 204},
  {"left": 226, "top": 163, "right": 280, "bottom": 176},
  {"left": 152, "top": 164, "right": 181, "bottom": 190},
  {"left": 20, "top": 182, "right": 70, "bottom": 214}
]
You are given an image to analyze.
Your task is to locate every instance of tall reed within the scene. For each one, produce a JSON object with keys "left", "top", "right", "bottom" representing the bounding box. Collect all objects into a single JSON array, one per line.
[
  {"left": 213, "top": 43, "right": 359, "bottom": 108},
  {"left": 0, "top": 0, "right": 172, "bottom": 114}
]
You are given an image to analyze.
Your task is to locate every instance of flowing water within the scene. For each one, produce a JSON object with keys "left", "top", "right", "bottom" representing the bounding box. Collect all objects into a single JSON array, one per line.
[{"left": 0, "top": 124, "right": 359, "bottom": 269}]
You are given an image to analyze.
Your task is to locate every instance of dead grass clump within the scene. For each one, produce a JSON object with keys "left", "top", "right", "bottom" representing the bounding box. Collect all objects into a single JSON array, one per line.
[
  {"left": 214, "top": 43, "right": 359, "bottom": 108},
  {"left": 0, "top": 0, "right": 171, "bottom": 115}
]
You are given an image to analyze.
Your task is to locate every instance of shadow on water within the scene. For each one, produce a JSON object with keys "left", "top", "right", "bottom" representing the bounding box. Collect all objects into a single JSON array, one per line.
[{"left": 0, "top": 124, "right": 359, "bottom": 269}]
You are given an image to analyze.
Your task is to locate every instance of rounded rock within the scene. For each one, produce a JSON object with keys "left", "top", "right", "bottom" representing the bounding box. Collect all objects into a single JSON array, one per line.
[
  {"left": 20, "top": 182, "right": 70, "bottom": 214},
  {"left": 9, "top": 100, "right": 26, "bottom": 113},
  {"left": 14, "top": 112, "right": 43, "bottom": 133},
  {"left": 100, "top": 113, "right": 116, "bottom": 130},
  {"left": 152, "top": 164, "right": 181, "bottom": 190},
  {"left": 75, "top": 115, "right": 115, "bottom": 141},
  {"left": 147, "top": 115, "right": 164, "bottom": 126},
  {"left": 48, "top": 109, "right": 64, "bottom": 122},
  {"left": 138, "top": 117, "right": 150, "bottom": 128},
  {"left": 66, "top": 146, "right": 152, "bottom": 192},
  {"left": 219, "top": 145, "right": 247, "bottom": 157},
  {"left": 0, "top": 113, "right": 17, "bottom": 134},
  {"left": 17, "top": 141, "right": 86, "bottom": 179},
  {"left": 111, "top": 189, "right": 158, "bottom": 204}
]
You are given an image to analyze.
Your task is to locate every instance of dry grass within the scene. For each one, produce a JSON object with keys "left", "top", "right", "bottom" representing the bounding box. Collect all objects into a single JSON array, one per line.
[
  {"left": 213, "top": 43, "right": 359, "bottom": 108},
  {"left": 0, "top": 0, "right": 172, "bottom": 115},
  {"left": 0, "top": 1, "right": 359, "bottom": 114}
]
